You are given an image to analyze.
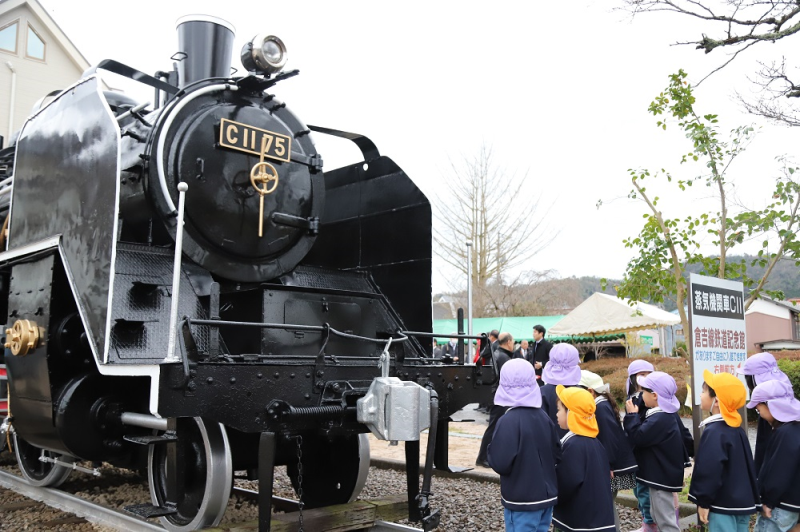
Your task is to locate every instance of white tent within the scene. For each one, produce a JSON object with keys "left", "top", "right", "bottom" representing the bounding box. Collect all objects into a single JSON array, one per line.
[{"left": 550, "top": 292, "right": 680, "bottom": 337}]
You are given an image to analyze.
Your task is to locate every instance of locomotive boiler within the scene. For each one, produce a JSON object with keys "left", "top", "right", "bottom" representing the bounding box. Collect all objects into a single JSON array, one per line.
[{"left": 0, "top": 14, "right": 493, "bottom": 532}]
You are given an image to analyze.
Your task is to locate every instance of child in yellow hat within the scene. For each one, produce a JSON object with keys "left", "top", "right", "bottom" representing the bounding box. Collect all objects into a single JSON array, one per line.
[
  {"left": 553, "top": 385, "right": 615, "bottom": 532},
  {"left": 688, "top": 370, "right": 760, "bottom": 532}
]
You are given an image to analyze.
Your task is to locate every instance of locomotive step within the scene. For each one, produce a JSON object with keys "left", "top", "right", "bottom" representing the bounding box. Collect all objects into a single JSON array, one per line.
[
  {"left": 122, "top": 433, "right": 178, "bottom": 446},
  {"left": 123, "top": 502, "right": 177, "bottom": 518}
]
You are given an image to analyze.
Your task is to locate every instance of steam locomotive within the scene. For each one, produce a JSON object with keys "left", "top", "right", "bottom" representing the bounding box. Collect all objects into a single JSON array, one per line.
[{"left": 0, "top": 14, "right": 492, "bottom": 532}]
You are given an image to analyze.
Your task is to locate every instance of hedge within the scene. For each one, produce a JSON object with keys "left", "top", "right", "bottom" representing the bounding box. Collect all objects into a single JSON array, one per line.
[{"left": 777, "top": 358, "right": 800, "bottom": 399}]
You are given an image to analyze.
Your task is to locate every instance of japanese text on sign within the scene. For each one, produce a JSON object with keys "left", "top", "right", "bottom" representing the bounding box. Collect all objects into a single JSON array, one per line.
[
  {"left": 693, "top": 327, "right": 746, "bottom": 350},
  {"left": 691, "top": 283, "right": 745, "bottom": 320}
]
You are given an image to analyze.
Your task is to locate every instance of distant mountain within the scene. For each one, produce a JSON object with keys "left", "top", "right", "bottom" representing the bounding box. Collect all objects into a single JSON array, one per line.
[{"left": 685, "top": 254, "right": 800, "bottom": 299}]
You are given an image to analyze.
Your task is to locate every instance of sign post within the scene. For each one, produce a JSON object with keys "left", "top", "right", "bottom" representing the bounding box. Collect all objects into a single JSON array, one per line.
[{"left": 688, "top": 273, "right": 748, "bottom": 450}]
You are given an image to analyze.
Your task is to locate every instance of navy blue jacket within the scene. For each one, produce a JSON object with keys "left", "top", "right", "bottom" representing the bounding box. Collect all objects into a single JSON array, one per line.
[
  {"left": 624, "top": 407, "right": 686, "bottom": 492},
  {"left": 758, "top": 421, "right": 800, "bottom": 512},
  {"left": 595, "top": 397, "right": 638, "bottom": 475},
  {"left": 488, "top": 406, "right": 561, "bottom": 512},
  {"left": 542, "top": 383, "right": 569, "bottom": 439},
  {"left": 553, "top": 433, "right": 615, "bottom": 532},
  {"left": 674, "top": 412, "right": 695, "bottom": 466},
  {"left": 672, "top": 412, "right": 694, "bottom": 458},
  {"left": 754, "top": 416, "right": 772, "bottom": 474},
  {"left": 688, "top": 415, "right": 760, "bottom": 515}
]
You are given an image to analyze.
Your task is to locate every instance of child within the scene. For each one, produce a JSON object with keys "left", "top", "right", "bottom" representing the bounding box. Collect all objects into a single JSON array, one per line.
[
  {"left": 580, "top": 370, "right": 638, "bottom": 530},
  {"left": 626, "top": 359, "right": 655, "bottom": 532},
  {"left": 541, "top": 343, "right": 582, "bottom": 438},
  {"left": 623, "top": 371, "right": 685, "bottom": 532},
  {"left": 688, "top": 370, "right": 760, "bottom": 531},
  {"left": 489, "top": 359, "right": 561, "bottom": 532},
  {"left": 746, "top": 380, "right": 800, "bottom": 532},
  {"left": 553, "top": 385, "right": 615, "bottom": 532},
  {"left": 737, "top": 352, "right": 792, "bottom": 473}
]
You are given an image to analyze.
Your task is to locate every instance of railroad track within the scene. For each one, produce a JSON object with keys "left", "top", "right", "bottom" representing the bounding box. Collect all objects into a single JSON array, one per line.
[
  {"left": 0, "top": 469, "right": 421, "bottom": 531},
  {"left": 0, "top": 468, "right": 164, "bottom": 531}
]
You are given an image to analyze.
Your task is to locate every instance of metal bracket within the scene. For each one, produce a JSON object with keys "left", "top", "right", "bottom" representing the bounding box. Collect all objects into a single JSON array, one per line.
[
  {"left": 271, "top": 212, "right": 319, "bottom": 235},
  {"left": 312, "top": 323, "right": 330, "bottom": 394},
  {"left": 38, "top": 455, "right": 101, "bottom": 477},
  {"left": 307, "top": 125, "right": 381, "bottom": 162}
]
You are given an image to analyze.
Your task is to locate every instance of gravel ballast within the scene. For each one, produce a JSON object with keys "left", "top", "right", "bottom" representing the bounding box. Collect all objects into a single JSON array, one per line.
[{"left": 0, "top": 449, "right": 647, "bottom": 531}]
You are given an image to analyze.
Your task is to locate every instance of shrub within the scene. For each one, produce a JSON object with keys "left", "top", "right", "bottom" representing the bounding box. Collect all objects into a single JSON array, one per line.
[
  {"left": 777, "top": 358, "right": 800, "bottom": 399},
  {"left": 672, "top": 340, "right": 688, "bottom": 358}
]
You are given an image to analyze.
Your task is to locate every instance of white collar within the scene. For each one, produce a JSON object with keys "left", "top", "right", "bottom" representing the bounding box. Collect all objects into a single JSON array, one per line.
[
  {"left": 560, "top": 431, "right": 576, "bottom": 445},
  {"left": 645, "top": 406, "right": 664, "bottom": 418},
  {"left": 595, "top": 396, "right": 608, "bottom": 404},
  {"left": 700, "top": 413, "right": 724, "bottom": 427}
]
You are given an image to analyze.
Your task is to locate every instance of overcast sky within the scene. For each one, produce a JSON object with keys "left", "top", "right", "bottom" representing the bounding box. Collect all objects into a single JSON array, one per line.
[{"left": 39, "top": 1, "right": 800, "bottom": 293}]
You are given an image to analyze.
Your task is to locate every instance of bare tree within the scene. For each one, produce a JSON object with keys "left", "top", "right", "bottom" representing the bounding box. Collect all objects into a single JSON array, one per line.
[
  {"left": 433, "top": 144, "right": 554, "bottom": 316},
  {"left": 447, "top": 273, "right": 584, "bottom": 318},
  {"left": 621, "top": 0, "right": 800, "bottom": 124}
]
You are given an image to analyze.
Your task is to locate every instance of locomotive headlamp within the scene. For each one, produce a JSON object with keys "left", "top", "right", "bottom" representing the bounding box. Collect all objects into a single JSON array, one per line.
[{"left": 241, "top": 34, "right": 287, "bottom": 75}]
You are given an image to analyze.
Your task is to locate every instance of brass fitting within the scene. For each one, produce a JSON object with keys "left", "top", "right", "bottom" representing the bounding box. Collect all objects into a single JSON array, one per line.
[{"left": 4, "top": 319, "right": 42, "bottom": 356}]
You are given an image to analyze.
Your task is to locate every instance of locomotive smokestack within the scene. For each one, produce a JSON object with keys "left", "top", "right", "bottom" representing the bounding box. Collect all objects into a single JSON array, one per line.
[{"left": 175, "top": 15, "right": 236, "bottom": 88}]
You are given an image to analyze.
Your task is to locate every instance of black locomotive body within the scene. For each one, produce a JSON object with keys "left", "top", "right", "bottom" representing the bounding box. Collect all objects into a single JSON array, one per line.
[{"left": 0, "top": 15, "right": 492, "bottom": 532}]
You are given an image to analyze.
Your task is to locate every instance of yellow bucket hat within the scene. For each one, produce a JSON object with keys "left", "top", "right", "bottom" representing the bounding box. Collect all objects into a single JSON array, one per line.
[
  {"left": 556, "top": 385, "right": 599, "bottom": 437},
  {"left": 703, "top": 370, "right": 746, "bottom": 428}
]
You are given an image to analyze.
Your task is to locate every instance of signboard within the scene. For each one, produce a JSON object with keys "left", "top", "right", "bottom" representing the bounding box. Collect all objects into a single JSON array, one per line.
[
  {"left": 640, "top": 335, "right": 653, "bottom": 346},
  {"left": 689, "top": 273, "right": 748, "bottom": 405}
]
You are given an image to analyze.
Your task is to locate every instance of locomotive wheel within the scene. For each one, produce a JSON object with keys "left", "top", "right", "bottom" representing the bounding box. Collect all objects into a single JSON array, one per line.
[
  {"left": 147, "top": 417, "right": 232, "bottom": 532},
  {"left": 13, "top": 431, "right": 73, "bottom": 487},
  {"left": 287, "top": 433, "right": 370, "bottom": 508}
]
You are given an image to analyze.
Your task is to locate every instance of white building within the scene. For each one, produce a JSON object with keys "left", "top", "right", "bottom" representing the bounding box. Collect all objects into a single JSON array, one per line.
[{"left": 0, "top": 0, "right": 89, "bottom": 144}]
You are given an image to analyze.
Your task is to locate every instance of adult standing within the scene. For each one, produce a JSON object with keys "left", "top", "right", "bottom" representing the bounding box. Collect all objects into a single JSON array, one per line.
[
  {"left": 476, "top": 331, "right": 515, "bottom": 468},
  {"left": 440, "top": 334, "right": 459, "bottom": 363},
  {"left": 432, "top": 341, "right": 442, "bottom": 358},
  {"left": 478, "top": 330, "right": 500, "bottom": 367},
  {"left": 527, "top": 324, "right": 553, "bottom": 386},
  {"left": 515, "top": 340, "right": 529, "bottom": 359},
  {"left": 476, "top": 330, "right": 500, "bottom": 413}
]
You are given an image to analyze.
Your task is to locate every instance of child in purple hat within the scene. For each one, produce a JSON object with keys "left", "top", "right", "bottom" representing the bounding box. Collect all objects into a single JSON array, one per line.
[
  {"left": 738, "top": 352, "right": 792, "bottom": 473},
  {"left": 623, "top": 372, "right": 687, "bottom": 532},
  {"left": 626, "top": 359, "right": 655, "bottom": 532},
  {"left": 489, "top": 359, "right": 561, "bottom": 532},
  {"left": 540, "top": 343, "right": 581, "bottom": 438},
  {"left": 747, "top": 380, "right": 800, "bottom": 532}
]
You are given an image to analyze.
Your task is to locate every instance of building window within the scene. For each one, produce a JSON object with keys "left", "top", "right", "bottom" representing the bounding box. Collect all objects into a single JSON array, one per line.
[
  {"left": 0, "top": 21, "right": 18, "bottom": 54},
  {"left": 795, "top": 313, "right": 800, "bottom": 340},
  {"left": 26, "top": 24, "right": 44, "bottom": 61}
]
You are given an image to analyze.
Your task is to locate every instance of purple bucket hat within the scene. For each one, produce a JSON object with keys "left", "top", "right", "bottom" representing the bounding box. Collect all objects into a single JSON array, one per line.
[
  {"left": 746, "top": 380, "right": 800, "bottom": 422},
  {"left": 626, "top": 359, "right": 655, "bottom": 395},
  {"left": 737, "top": 352, "right": 791, "bottom": 387},
  {"left": 638, "top": 371, "right": 680, "bottom": 413},
  {"left": 494, "top": 359, "right": 542, "bottom": 408},
  {"left": 542, "top": 343, "right": 581, "bottom": 385}
]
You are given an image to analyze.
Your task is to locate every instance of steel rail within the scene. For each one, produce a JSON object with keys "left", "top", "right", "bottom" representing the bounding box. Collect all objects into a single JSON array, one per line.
[
  {"left": 371, "top": 521, "right": 422, "bottom": 531},
  {"left": 0, "top": 469, "right": 164, "bottom": 531},
  {"left": 0, "top": 470, "right": 422, "bottom": 531}
]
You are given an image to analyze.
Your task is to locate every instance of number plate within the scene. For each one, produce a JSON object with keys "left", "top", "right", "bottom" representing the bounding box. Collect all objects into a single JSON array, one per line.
[{"left": 218, "top": 118, "right": 292, "bottom": 163}]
